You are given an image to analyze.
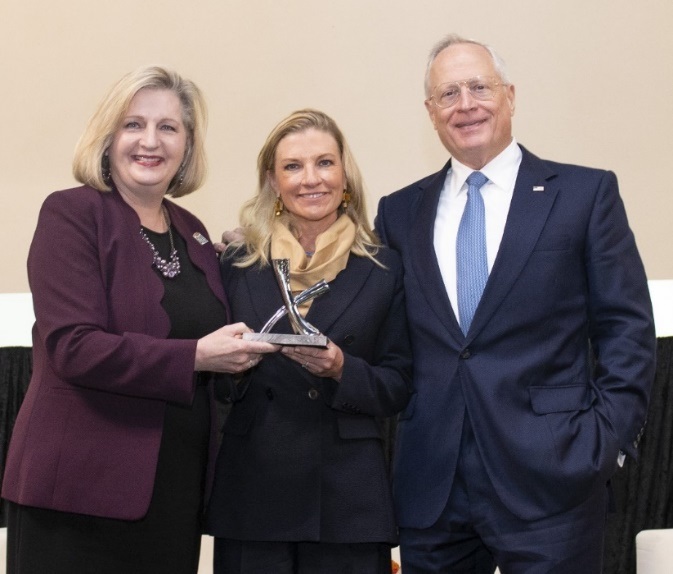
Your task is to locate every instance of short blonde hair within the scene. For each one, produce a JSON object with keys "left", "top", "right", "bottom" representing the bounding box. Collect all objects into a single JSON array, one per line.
[
  {"left": 72, "top": 65, "right": 207, "bottom": 197},
  {"left": 236, "top": 109, "right": 381, "bottom": 268}
]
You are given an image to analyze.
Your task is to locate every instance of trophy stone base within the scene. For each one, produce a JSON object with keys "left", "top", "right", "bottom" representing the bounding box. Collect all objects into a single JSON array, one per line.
[{"left": 243, "top": 333, "right": 328, "bottom": 347}]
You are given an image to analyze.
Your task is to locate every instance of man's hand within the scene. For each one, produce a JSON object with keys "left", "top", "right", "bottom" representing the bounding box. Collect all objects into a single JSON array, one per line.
[{"left": 213, "top": 228, "right": 246, "bottom": 254}]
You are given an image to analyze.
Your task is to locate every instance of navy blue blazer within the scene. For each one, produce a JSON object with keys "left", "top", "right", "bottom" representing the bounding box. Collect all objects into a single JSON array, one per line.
[
  {"left": 207, "top": 247, "right": 413, "bottom": 543},
  {"left": 375, "top": 146, "right": 656, "bottom": 527}
]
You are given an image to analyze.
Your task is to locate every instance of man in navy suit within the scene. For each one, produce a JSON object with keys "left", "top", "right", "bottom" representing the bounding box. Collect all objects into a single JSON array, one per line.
[{"left": 375, "top": 34, "right": 656, "bottom": 573}]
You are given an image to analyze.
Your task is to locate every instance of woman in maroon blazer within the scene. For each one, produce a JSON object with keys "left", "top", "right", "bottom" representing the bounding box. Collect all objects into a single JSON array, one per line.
[{"left": 1, "top": 66, "right": 277, "bottom": 574}]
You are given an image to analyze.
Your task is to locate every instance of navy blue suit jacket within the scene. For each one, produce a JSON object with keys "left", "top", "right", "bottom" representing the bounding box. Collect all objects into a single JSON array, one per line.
[
  {"left": 375, "top": 146, "right": 656, "bottom": 527},
  {"left": 208, "top": 247, "right": 413, "bottom": 543}
]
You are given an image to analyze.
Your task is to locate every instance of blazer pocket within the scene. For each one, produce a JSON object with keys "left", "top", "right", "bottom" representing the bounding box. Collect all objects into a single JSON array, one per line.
[
  {"left": 337, "top": 416, "right": 382, "bottom": 441},
  {"left": 529, "top": 384, "right": 595, "bottom": 414}
]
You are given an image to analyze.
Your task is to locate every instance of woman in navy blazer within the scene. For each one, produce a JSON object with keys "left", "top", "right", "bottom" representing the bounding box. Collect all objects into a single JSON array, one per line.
[
  {"left": 207, "top": 110, "right": 413, "bottom": 573},
  {"left": 1, "top": 66, "right": 276, "bottom": 574}
]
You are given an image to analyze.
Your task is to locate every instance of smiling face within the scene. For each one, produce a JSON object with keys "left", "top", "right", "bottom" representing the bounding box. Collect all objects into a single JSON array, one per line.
[
  {"left": 269, "top": 128, "right": 346, "bottom": 237},
  {"left": 108, "top": 88, "right": 187, "bottom": 203},
  {"left": 425, "top": 42, "right": 515, "bottom": 169}
]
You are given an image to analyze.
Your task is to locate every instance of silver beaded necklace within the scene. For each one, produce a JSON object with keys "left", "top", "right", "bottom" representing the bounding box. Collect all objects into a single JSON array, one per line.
[{"left": 139, "top": 207, "right": 181, "bottom": 279}]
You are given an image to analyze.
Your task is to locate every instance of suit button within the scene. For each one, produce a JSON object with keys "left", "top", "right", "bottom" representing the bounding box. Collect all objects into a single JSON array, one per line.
[
  {"left": 460, "top": 349, "right": 471, "bottom": 359},
  {"left": 308, "top": 388, "right": 319, "bottom": 400},
  {"left": 343, "top": 335, "right": 355, "bottom": 346}
]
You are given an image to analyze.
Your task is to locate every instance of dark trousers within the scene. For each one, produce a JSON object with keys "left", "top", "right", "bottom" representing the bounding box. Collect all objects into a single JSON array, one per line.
[
  {"left": 214, "top": 538, "right": 392, "bottom": 574},
  {"left": 399, "top": 416, "right": 609, "bottom": 574}
]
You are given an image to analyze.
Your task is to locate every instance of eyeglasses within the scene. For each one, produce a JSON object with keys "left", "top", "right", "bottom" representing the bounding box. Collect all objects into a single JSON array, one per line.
[{"left": 428, "top": 76, "right": 505, "bottom": 108}]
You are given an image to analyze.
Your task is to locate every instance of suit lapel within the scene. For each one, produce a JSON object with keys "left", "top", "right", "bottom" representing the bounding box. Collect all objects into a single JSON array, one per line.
[
  {"left": 409, "top": 162, "right": 464, "bottom": 339},
  {"left": 164, "top": 201, "right": 229, "bottom": 312},
  {"left": 305, "top": 255, "right": 374, "bottom": 335},
  {"left": 468, "top": 147, "right": 559, "bottom": 338},
  {"left": 240, "top": 255, "right": 374, "bottom": 337},
  {"left": 242, "top": 264, "right": 288, "bottom": 332},
  {"left": 243, "top": 256, "right": 374, "bottom": 380}
]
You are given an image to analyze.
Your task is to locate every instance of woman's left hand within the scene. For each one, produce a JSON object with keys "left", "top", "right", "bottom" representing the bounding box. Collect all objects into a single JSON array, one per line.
[{"left": 281, "top": 339, "right": 344, "bottom": 381}]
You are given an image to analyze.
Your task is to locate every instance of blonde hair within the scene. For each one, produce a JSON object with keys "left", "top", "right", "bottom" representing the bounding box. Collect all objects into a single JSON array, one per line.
[
  {"left": 235, "top": 109, "right": 381, "bottom": 268},
  {"left": 72, "top": 65, "right": 207, "bottom": 197}
]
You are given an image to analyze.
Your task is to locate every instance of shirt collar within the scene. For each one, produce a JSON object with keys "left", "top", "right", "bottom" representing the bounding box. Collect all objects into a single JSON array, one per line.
[{"left": 450, "top": 138, "right": 522, "bottom": 192}]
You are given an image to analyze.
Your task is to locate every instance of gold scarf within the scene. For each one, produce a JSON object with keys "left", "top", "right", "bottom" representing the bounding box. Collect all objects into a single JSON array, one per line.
[{"left": 270, "top": 214, "right": 356, "bottom": 314}]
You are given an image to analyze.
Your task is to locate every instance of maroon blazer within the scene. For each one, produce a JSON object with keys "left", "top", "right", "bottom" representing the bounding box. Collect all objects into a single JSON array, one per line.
[{"left": 2, "top": 185, "right": 228, "bottom": 520}]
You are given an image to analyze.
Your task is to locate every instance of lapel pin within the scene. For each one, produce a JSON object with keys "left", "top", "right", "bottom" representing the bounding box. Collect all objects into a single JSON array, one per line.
[
  {"left": 193, "top": 232, "right": 209, "bottom": 245},
  {"left": 533, "top": 186, "right": 545, "bottom": 192}
]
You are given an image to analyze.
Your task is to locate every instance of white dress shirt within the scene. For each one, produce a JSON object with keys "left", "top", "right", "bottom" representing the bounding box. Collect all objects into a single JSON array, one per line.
[{"left": 434, "top": 138, "right": 522, "bottom": 324}]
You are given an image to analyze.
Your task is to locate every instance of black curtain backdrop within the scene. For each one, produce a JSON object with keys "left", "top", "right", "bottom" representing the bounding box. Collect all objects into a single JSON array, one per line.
[
  {"left": 604, "top": 336, "right": 673, "bottom": 573},
  {"left": 1, "top": 340, "right": 672, "bottom": 573},
  {"left": 0, "top": 346, "right": 32, "bottom": 526}
]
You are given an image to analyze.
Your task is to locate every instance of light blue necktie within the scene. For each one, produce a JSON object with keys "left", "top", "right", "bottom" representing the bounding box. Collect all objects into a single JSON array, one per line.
[{"left": 456, "top": 171, "right": 489, "bottom": 335}]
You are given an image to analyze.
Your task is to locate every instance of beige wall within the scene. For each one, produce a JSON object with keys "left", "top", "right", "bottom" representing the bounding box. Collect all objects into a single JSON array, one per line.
[{"left": 1, "top": 0, "right": 671, "bottom": 293}]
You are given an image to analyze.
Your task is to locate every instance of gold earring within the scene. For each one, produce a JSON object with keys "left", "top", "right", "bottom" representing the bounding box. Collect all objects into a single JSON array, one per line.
[
  {"left": 274, "top": 197, "right": 284, "bottom": 216},
  {"left": 341, "top": 190, "right": 351, "bottom": 209}
]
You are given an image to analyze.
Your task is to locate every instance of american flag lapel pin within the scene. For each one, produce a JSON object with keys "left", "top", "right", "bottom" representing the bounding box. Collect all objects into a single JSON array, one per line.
[{"left": 193, "top": 232, "right": 209, "bottom": 245}]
